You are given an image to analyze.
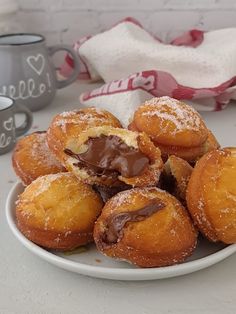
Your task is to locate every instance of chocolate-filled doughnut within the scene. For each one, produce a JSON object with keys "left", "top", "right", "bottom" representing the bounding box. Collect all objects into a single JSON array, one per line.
[
  {"left": 186, "top": 148, "right": 236, "bottom": 244},
  {"left": 94, "top": 187, "right": 197, "bottom": 267},
  {"left": 64, "top": 126, "right": 163, "bottom": 187},
  {"left": 12, "top": 131, "right": 65, "bottom": 185},
  {"left": 47, "top": 107, "right": 122, "bottom": 165}
]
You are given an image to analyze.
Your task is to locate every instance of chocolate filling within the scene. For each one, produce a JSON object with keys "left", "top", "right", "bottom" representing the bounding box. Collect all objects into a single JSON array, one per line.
[
  {"left": 101, "top": 198, "right": 165, "bottom": 246},
  {"left": 159, "top": 172, "right": 176, "bottom": 195},
  {"left": 93, "top": 184, "right": 131, "bottom": 203},
  {"left": 64, "top": 135, "right": 150, "bottom": 178},
  {"left": 65, "top": 147, "right": 118, "bottom": 178}
]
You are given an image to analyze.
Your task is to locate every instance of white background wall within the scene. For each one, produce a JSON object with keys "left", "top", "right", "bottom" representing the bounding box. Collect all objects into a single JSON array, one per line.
[{"left": 17, "top": 0, "right": 236, "bottom": 44}]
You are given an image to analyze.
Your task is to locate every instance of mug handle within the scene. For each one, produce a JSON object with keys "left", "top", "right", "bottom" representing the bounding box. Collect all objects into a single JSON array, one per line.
[
  {"left": 14, "top": 104, "right": 33, "bottom": 137},
  {"left": 48, "top": 45, "right": 80, "bottom": 89}
]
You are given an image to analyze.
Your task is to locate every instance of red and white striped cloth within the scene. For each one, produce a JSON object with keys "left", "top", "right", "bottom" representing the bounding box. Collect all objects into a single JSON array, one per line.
[{"left": 60, "top": 17, "right": 236, "bottom": 125}]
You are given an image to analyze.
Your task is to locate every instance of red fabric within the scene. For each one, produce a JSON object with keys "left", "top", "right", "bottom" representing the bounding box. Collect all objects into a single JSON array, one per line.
[
  {"left": 81, "top": 70, "right": 236, "bottom": 111},
  {"left": 171, "top": 29, "right": 204, "bottom": 47}
]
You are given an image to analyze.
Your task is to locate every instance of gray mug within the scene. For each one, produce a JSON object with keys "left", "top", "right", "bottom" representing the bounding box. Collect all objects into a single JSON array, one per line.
[
  {"left": 0, "top": 96, "right": 32, "bottom": 155},
  {"left": 0, "top": 33, "right": 80, "bottom": 111}
]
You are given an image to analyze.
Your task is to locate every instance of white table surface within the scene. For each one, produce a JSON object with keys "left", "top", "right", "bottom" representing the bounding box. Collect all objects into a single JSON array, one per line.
[{"left": 1, "top": 82, "right": 236, "bottom": 314}]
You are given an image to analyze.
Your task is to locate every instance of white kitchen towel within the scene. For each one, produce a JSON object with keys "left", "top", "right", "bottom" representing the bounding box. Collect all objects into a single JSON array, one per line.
[{"left": 60, "top": 17, "right": 236, "bottom": 125}]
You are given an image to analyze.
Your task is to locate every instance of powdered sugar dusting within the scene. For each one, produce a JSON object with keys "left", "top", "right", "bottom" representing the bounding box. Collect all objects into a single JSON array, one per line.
[
  {"left": 44, "top": 216, "right": 50, "bottom": 230},
  {"left": 108, "top": 187, "right": 164, "bottom": 208},
  {"left": 59, "top": 110, "right": 78, "bottom": 118},
  {"left": 54, "top": 108, "right": 113, "bottom": 133},
  {"left": 141, "top": 96, "right": 203, "bottom": 134},
  {"left": 64, "top": 230, "right": 72, "bottom": 238},
  {"left": 195, "top": 197, "right": 214, "bottom": 232},
  {"left": 109, "top": 189, "right": 132, "bottom": 208},
  {"left": 26, "top": 173, "right": 72, "bottom": 197},
  {"left": 54, "top": 235, "right": 62, "bottom": 243},
  {"left": 226, "top": 192, "right": 236, "bottom": 202},
  {"left": 30, "top": 133, "right": 63, "bottom": 169}
]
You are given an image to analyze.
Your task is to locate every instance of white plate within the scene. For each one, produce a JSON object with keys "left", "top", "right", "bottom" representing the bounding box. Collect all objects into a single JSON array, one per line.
[{"left": 6, "top": 182, "right": 236, "bottom": 281}]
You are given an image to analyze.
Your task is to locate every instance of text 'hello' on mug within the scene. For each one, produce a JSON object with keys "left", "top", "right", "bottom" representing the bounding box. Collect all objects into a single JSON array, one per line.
[
  {"left": 0, "top": 96, "right": 32, "bottom": 155},
  {"left": 0, "top": 33, "right": 80, "bottom": 111}
]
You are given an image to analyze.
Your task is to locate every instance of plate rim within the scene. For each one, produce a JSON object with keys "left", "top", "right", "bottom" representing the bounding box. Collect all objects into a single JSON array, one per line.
[{"left": 6, "top": 182, "right": 236, "bottom": 281}]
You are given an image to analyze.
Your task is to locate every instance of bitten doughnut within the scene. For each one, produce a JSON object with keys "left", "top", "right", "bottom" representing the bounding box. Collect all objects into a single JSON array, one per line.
[
  {"left": 47, "top": 107, "right": 122, "bottom": 165},
  {"left": 94, "top": 187, "right": 197, "bottom": 267},
  {"left": 64, "top": 125, "right": 163, "bottom": 187},
  {"left": 129, "top": 97, "right": 217, "bottom": 162},
  {"left": 186, "top": 148, "right": 236, "bottom": 244},
  {"left": 16, "top": 173, "right": 103, "bottom": 250},
  {"left": 12, "top": 131, "right": 65, "bottom": 185},
  {"left": 162, "top": 155, "right": 193, "bottom": 202}
]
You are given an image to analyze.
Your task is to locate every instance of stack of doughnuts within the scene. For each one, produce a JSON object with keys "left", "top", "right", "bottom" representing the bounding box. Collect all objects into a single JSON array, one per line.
[
  {"left": 128, "top": 97, "right": 219, "bottom": 162},
  {"left": 12, "top": 98, "right": 236, "bottom": 268}
]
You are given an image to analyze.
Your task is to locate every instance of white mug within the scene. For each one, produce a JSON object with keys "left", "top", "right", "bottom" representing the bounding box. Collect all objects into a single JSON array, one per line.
[{"left": 0, "top": 96, "right": 32, "bottom": 155}]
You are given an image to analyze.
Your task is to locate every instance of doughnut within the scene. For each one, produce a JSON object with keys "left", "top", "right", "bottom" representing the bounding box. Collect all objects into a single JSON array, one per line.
[
  {"left": 199, "top": 129, "right": 220, "bottom": 158},
  {"left": 156, "top": 129, "right": 220, "bottom": 162},
  {"left": 186, "top": 148, "right": 236, "bottom": 243},
  {"left": 129, "top": 96, "right": 208, "bottom": 147},
  {"left": 154, "top": 142, "right": 204, "bottom": 162},
  {"left": 16, "top": 173, "right": 103, "bottom": 250},
  {"left": 64, "top": 125, "right": 163, "bottom": 187},
  {"left": 47, "top": 107, "right": 122, "bottom": 165},
  {"left": 162, "top": 155, "right": 193, "bottom": 202},
  {"left": 128, "top": 97, "right": 214, "bottom": 162},
  {"left": 12, "top": 131, "right": 65, "bottom": 185},
  {"left": 94, "top": 187, "right": 197, "bottom": 267}
]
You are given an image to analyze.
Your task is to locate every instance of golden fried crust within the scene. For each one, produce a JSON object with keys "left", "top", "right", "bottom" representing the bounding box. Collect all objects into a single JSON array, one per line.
[
  {"left": 131, "top": 97, "right": 208, "bottom": 147},
  {"left": 155, "top": 129, "right": 219, "bottom": 162},
  {"left": 155, "top": 142, "right": 204, "bottom": 162},
  {"left": 130, "top": 120, "right": 203, "bottom": 162},
  {"left": 16, "top": 173, "right": 103, "bottom": 250},
  {"left": 128, "top": 120, "right": 139, "bottom": 132},
  {"left": 46, "top": 107, "right": 122, "bottom": 164},
  {"left": 164, "top": 155, "right": 193, "bottom": 201},
  {"left": 65, "top": 126, "right": 163, "bottom": 187},
  {"left": 186, "top": 148, "right": 236, "bottom": 244},
  {"left": 94, "top": 187, "right": 197, "bottom": 267},
  {"left": 200, "top": 129, "right": 220, "bottom": 157},
  {"left": 12, "top": 132, "right": 65, "bottom": 185},
  {"left": 121, "top": 132, "right": 163, "bottom": 187}
]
